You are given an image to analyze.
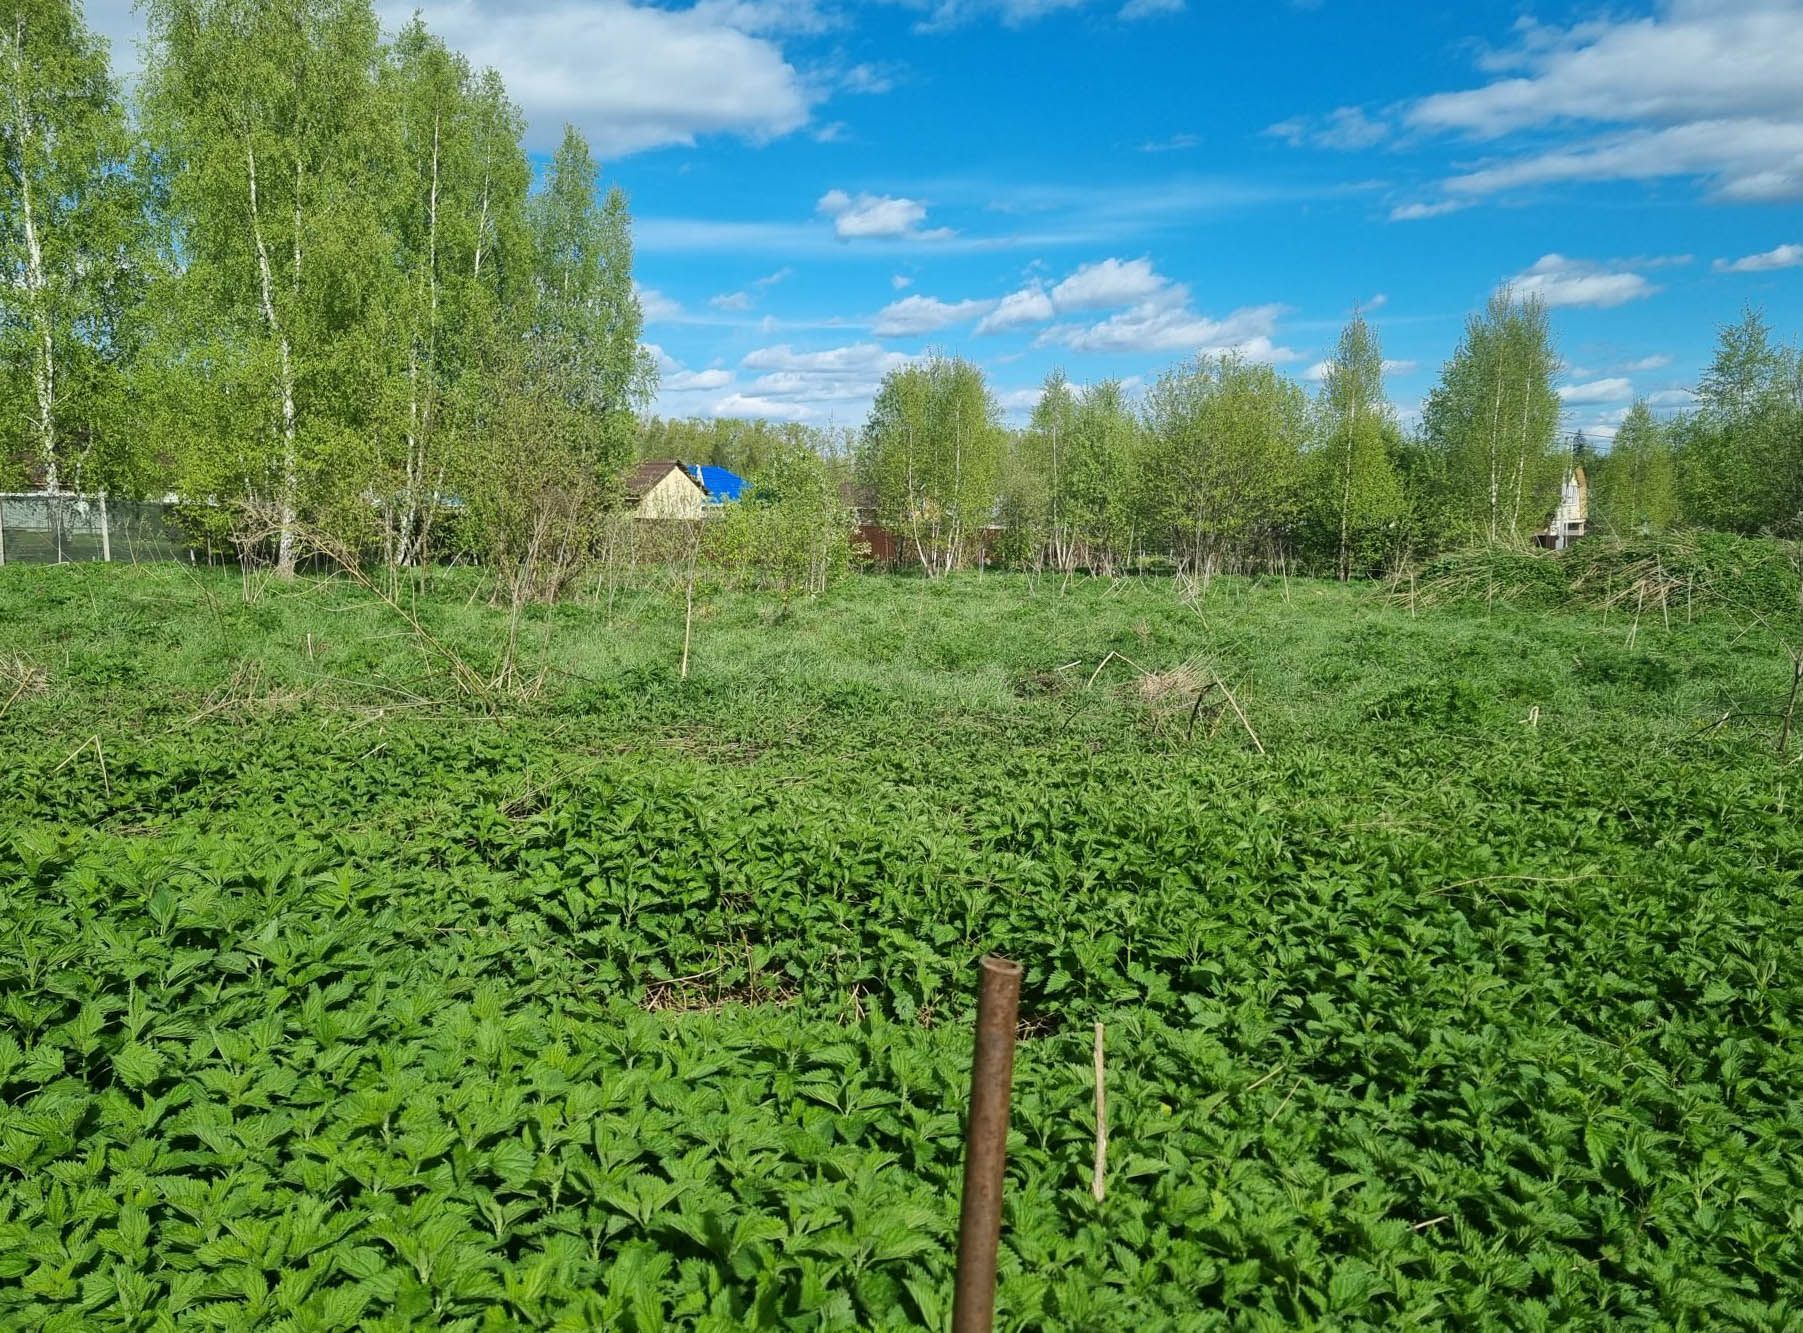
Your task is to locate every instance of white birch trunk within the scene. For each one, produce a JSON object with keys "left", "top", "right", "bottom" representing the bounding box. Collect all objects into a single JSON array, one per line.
[
  {"left": 8, "top": 28, "right": 57, "bottom": 493},
  {"left": 246, "top": 138, "right": 300, "bottom": 575}
]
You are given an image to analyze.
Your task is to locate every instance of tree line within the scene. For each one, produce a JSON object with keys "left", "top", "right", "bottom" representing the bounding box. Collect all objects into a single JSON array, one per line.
[
  {"left": 853, "top": 301, "right": 1803, "bottom": 578},
  {"left": 8, "top": 1, "right": 1800, "bottom": 590},
  {"left": 2, "top": 0, "right": 649, "bottom": 574}
]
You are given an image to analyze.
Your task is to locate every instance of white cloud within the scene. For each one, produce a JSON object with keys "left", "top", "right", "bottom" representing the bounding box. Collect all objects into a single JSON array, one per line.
[
  {"left": 1041, "top": 299, "right": 1294, "bottom": 359},
  {"left": 976, "top": 256, "right": 1175, "bottom": 335},
  {"left": 998, "top": 387, "right": 1045, "bottom": 412},
  {"left": 1647, "top": 388, "right": 1697, "bottom": 407},
  {"left": 1405, "top": 5, "right": 1803, "bottom": 203},
  {"left": 1411, "top": 8, "right": 1803, "bottom": 139},
  {"left": 975, "top": 285, "right": 1057, "bottom": 334},
  {"left": 1558, "top": 377, "right": 1635, "bottom": 405},
  {"left": 730, "top": 341, "right": 915, "bottom": 418},
  {"left": 1389, "top": 200, "right": 1467, "bottom": 221},
  {"left": 711, "top": 393, "right": 816, "bottom": 420},
  {"left": 742, "top": 342, "right": 910, "bottom": 376},
  {"left": 1139, "top": 132, "right": 1201, "bottom": 153},
  {"left": 1621, "top": 353, "right": 1673, "bottom": 372},
  {"left": 817, "top": 189, "right": 954, "bottom": 240},
  {"left": 362, "top": 1, "right": 815, "bottom": 155},
  {"left": 1366, "top": 293, "right": 1389, "bottom": 310},
  {"left": 707, "top": 266, "right": 794, "bottom": 311},
  {"left": 907, "top": 0, "right": 1099, "bottom": 32},
  {"left": 1714, "top": 242, "right": 1803, "bottom": 273},
  {"left": 1445, "top": 120, "right": 1803, "bottom": 201},
  {"left": 1050, "top": 257, "right": 1167, "bottom": 309},
  {"left": 1119, "top": 0, "right": 1183, "bottom": 19},
  {"left": 1504, "top": 254, "right": 1657, "bottom": 309},
  {"left": 637, "top": 286, "right": 685, "bottom": 322},
  {"left": 872, "top": 294, "right": 993, "bottom": 335},
  {"left": 838, "top": 62, "right": 896, "bottom": 94},
  {"left": 1266, "top": 105, "right": 1389, "bottom": 150},
  {"left": 891, "top": 274, "right": 914, "bottom": 290},
  {"left": 666, "top": 367, "right": 735, "bottom": 391}
]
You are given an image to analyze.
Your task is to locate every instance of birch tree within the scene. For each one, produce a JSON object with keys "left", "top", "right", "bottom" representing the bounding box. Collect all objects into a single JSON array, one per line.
[
  {"left": 141, "top": 0, "right": 388, "bottom": 573},
  {"left": 530, "top": 126, "right": 654, "bottom": 492},
  {"left": 1138, "top": 354, "right": 1305, "bottom": 571},
  {"left": 1304, "top": 311, "right": 1403, "bottom": 578},
  {"left": 1676, "top": 309, "right": 1803, "bottom": 534},
  {"left": 859, "top": 355, "right": 1002, "bottom": 575},
  {"left": 1022, "top": 370, "right": 1076, "bottom": 568},
  {"left": 1420, "top": 292, "right": 1563, "bottom": 545},
  {"left": 376, "top": 20, "right": 529, "bottom": 564},
  {"left": 1, "top": 0, "right": 146, "bottom": 494},
  {"left": 1591, "top": 402, "right": 1678, "bottom": 536}
]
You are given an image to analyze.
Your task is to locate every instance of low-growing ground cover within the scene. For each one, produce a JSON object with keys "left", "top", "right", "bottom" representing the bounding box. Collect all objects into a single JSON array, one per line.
[{"left": 1, "top": 563, "right": 1800, "bottom": 1330}]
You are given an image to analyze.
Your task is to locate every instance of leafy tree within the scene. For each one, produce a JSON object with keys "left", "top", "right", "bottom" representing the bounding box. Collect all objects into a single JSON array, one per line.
[
  {"left": 1, "top": 0, "right": 149, "bottom": 494},
  {"left": 1676, "top": 308, "right": 1802, "bottom": 534},
  {"left": 1590, "top": 403, "right": 1679, "bottom": 536},
  {"left": 1020, "top": 375, "right": 1140, "bottom": 574},
  {"left": 1016, "top": 370, "right": 1074, "bottom": 569},
  {"left": 1138, "top": 354, "right": 1306, "bottom": 570},
  {"left": 1303, "top": 312, "right": 1404, "bottom": 578},
  {"left": 712, "top": 440, "right": 852, "bottom": 598},
  {"left": 373, "top": 19, "right": 529, "bottom": 565},
  {"left": 1420, "top": 292, "right": 1564, "bottom": 545},
  {"left": 141, "top": 0, "right": 391, "bottom": 573},
  {"left": 858, "top": 354, "right": 1002, "bottom": 576},
  {"left": 530, "top": 126, "right": 654, "bottom": 490}
]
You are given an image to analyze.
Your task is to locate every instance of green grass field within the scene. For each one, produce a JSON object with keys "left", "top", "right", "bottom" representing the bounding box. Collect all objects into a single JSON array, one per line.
[{"left": 2, "top": 563, "right": 1800, "bottom": 1329}]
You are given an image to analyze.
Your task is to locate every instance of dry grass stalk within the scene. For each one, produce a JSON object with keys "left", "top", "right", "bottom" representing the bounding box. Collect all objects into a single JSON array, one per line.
[
  {"left": 1089, "top": 651, "right": 1265, "bottom": 752},
  {"left": 0, "top": 653, "right": 48, "bottom": 719}
]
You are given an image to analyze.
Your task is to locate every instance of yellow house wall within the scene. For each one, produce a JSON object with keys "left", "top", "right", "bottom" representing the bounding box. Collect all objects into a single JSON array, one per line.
[{"left": 637, "top": 469, "right": 704, "bottom": 520}]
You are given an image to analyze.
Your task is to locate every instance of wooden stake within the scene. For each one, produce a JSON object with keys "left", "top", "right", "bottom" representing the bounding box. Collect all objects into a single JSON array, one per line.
[{"left": 953, "top": 956, "right": 1022, "bottom": 1333}]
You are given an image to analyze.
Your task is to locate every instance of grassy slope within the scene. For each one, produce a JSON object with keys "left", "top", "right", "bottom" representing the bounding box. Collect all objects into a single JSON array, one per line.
[{"left": 1, "top": 564, "right": 1799, "bottom": 1330}]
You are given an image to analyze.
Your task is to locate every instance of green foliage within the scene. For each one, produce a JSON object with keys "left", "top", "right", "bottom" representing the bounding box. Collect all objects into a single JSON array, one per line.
[
  {"left": 1138, "top": 353, "right": 1307, "bottom": 568},
  {"left": 1301, "top": 312, "right": 1405, "bottom": 579},
  {"left": 0, "top": 0, "right": 152, "bottom": 494},
  {"left": 1017, "top": 373, "right": 1141, "bottom": 574},
  {"left": 140, "top": 0, "right": 393, "bottom": 568},
  {"left": 370, "top": 19, "right": 531, "bottom": 566},
  {"left": 1675, "top": 310, "right": 1803, "bottom": 535},
  {"left": 1590, "top": 403, "right": 1679, "bottom": 537},
  {"left": 530, "top": 125, "right": 654, "bottom": 490},
  {"left": 1420, "top": 293, "right": 1565, "bottom": 546},
  {"left": 3, "top": 565, "right": 1800, "bottom": 1327},
  {"left": 857, "top": 354, "right": 1003, "bottom": 576},
  {"left": 710, "top": 443, "right": 854, "bottom": 598},
  {"left": 640, "top": 417, "right": 852, "bottom": 481}
]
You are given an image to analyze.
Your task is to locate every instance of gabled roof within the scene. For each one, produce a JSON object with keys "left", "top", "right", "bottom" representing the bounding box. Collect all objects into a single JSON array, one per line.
[{"left": 625, "top": 459, "right": 706, "bottom": 502}]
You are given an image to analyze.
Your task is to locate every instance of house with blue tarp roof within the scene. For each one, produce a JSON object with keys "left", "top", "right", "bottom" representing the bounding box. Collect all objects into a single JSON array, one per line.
[{"left": 688, "top": 464, "right": 748, "bottom": 505}]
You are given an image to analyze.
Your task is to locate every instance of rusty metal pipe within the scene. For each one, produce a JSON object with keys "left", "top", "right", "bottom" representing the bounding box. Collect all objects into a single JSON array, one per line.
[{"left": 952, "top": 954, "right": 1022, "bottom": 1333}]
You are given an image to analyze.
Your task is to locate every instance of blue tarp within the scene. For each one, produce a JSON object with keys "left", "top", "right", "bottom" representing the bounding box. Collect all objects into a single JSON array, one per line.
[{"left": 690, "top": 464, "right": 748, "bottom": 503}]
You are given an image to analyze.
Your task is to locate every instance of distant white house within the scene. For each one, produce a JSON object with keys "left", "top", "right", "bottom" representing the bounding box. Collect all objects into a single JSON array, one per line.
[{"left": 1538, "top": 466, "right": 1588, "bottom": 550}]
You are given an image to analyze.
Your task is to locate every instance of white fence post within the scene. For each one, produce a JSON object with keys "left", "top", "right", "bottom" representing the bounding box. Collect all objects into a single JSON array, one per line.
[{"left": 100, "top": 491, "right": 112, "bottom": 563}]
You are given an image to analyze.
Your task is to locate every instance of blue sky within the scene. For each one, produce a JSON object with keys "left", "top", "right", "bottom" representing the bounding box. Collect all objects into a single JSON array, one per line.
[{"left": 89, "top": 0, "right": 1803, "bottom": 440}]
